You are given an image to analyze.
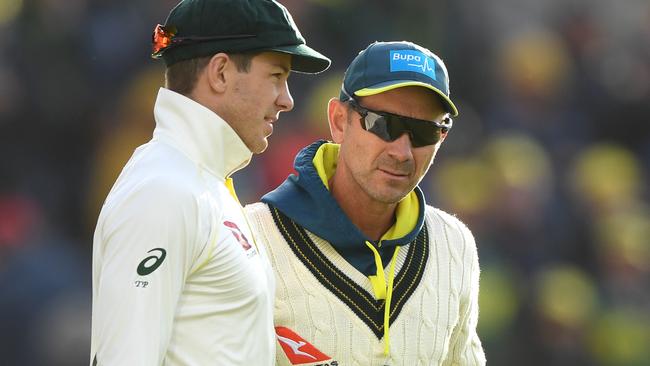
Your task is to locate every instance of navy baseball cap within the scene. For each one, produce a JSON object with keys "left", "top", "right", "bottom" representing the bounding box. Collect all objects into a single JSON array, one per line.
[{"left": 340, "top": 41, "right": 458, "bottom": 116}]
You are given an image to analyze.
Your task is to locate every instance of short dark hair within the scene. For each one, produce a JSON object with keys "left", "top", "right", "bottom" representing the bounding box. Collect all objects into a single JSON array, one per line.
[{"left": 164, "top": 51, "right": 260, "bottom": 96}]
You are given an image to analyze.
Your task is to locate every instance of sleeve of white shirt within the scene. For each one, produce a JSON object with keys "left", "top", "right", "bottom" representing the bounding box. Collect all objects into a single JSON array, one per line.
[
  {"left": 443, "top": 222, "right": 487, "bottom": 366},
  {"left": 91, "top": 177, "right": 207, "bottom": 365}
]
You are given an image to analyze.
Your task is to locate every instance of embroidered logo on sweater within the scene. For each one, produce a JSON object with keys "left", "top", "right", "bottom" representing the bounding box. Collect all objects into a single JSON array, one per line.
[{"left": 275, "top": 326, "right": 332, "bottom": 365}]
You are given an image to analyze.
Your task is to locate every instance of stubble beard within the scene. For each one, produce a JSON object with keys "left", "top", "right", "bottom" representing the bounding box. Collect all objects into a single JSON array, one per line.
[{"left": 355, "top": 166, "right": 417, "bottom": 205}]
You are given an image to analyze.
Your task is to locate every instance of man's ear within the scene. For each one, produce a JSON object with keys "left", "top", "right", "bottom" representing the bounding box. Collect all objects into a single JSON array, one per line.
[
  {"left": 328, "top": 98, "right": 349, "bottom": 143},
  {"left": 439, "top": 131, "right": 448, "bottom": 145},
  {"left": 205, "top": 53, "right": 230, "bottom": 93}
]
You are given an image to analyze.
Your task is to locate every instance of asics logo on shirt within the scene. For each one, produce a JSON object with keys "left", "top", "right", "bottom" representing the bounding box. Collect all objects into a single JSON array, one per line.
[
  {"left": 136, "top": 248, "right": 167, "bottom": 276},
  {"left": 275, "top": 326, "right": 333, "bottom": 365}
]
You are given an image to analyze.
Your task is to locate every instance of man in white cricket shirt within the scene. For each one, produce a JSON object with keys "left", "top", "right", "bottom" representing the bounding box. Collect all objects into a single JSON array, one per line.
[{"left": 89, "top": 0, "right": 330, "bottom": 365}]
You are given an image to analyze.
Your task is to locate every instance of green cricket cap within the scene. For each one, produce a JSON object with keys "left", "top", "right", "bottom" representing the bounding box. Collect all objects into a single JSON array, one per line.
[{"left": 152, "top": 0, "right": 331, "bottom": 74}]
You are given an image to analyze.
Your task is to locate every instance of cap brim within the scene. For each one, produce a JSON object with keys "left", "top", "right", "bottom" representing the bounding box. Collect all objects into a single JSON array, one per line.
[
  {"left": 355, "top": 80, "right": 459, "bottom": 116},
  {"left": 268, "top": 44, "right": 331, "bottom": 74}
]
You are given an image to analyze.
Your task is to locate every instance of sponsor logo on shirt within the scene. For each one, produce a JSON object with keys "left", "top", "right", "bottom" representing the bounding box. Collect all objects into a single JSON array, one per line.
[
  {"left": 223, "top": 221, "right": 257, "bottom": 257},
  {"left": 136, "top": 248, "right": 167, "bottom": 276},
  {"left": 275, "top": 326, "right": 336, "bottom": 365}
]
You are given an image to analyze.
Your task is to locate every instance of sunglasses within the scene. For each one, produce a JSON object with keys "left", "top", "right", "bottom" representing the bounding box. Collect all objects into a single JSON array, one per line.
[
  {"left": 347, "top": 98, "right": 452, "bottom": 147},
  {"left": 151, "top": 24, "right": 256, "bottom": 59}
]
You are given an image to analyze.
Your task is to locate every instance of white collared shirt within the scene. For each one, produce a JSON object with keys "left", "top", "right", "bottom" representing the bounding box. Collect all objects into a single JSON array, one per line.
[{"left": 90, "top": 88, "right": 276, "bottom": 365}]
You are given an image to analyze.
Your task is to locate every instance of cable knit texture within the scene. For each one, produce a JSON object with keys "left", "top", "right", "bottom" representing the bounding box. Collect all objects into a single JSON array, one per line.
[{"left": 245, "top": 202, "right": 485, "bottom": 366}]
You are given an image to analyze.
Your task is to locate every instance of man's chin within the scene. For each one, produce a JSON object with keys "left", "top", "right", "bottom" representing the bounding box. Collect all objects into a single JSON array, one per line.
[
  {"left": 369, "top": 187, "right": 413, "bottom": 205},
  {"left": 250, "top": 139, "right": 269, "bottom": 154}
]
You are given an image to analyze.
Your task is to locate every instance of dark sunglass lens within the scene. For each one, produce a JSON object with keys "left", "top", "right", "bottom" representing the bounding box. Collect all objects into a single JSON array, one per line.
[
  {"left": 409, "top": 122, "right": 444, "bottom": 147},
  {"left": 365, "top": 113, "right": 392, "bottom": 142},
  {"left": 386, "top": 115, "right": 409, "bottom": 141}
]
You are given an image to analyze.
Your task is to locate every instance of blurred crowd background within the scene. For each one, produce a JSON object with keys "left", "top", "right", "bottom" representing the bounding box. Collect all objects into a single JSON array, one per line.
[{"left": 1, "top": 0, "right": 649, "bottom": 365}]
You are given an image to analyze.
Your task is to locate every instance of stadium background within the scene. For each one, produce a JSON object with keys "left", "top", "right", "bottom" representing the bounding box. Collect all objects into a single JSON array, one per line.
[{"left": 0, "top": 0, "right": 649, "bottom": 364}]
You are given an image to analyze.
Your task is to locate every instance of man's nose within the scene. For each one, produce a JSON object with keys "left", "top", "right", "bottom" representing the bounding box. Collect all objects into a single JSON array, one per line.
[
  {"left": 386, "top": 133, "right": 413, "bottom": 162},
  {"left": 277, "top": 81, "right": 294, "bottom": 112}
]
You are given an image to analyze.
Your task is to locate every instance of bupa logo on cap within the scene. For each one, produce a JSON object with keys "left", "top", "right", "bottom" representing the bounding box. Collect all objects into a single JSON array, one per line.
[{"left": 389, "top": 50, "right": 437, "bottom": 80}]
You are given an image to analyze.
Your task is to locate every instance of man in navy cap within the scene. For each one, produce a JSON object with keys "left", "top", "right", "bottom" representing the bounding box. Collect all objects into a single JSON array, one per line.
[
  {"left": 246, "top": 41, "right": 486, "bottom": 365},
  {"left": 90, "top": 0, "right": 330, "bottom": 365}
]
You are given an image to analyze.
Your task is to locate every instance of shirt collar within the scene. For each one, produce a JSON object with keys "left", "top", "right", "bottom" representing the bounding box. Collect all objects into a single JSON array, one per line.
[{"left": 152, "top": 87, "right": 252, "bottom": 179}]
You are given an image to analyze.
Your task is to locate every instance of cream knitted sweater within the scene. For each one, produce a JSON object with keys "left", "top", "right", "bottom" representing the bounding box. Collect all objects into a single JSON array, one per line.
[{"left": 245, "top": 202, "right": 485, "bottom": 366}]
